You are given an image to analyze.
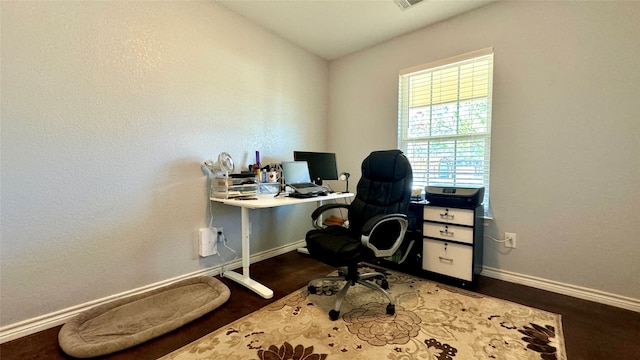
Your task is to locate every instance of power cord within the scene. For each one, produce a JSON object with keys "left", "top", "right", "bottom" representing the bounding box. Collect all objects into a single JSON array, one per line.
[
  {"left": 218, "top": 231, "right": 237, "bottom": 257},
  {"left": 206, "top": 175, "right": 239, "bottom": 275},
  {"left": 484, "top": 234, "right": 509, "bottom": 243},
  {"left": 216, "top": 230, "right": 238, "bottom": 277}
]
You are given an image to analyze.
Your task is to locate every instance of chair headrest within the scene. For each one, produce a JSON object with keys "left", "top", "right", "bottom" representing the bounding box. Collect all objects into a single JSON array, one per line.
[{"left": 361, "top": 150, "right": 411, "bottom": 182}]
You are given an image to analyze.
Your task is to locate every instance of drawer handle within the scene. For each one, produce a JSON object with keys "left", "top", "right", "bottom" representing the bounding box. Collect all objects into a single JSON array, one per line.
[
  {"left": 439, "top": 213, "right": 455, "bottom": 220},
  {"left": 439, "top": 229, "right": 454, "bottom": 236},
  {"left": 438, "top": 256, "right": 454, "bottom": 263}
]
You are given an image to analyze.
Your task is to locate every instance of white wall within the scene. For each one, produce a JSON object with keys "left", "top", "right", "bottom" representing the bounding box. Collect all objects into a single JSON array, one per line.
[
  {"left": 328, "top": 1, "right": 640, "bottom": 299},
  {"left": 0, "top": 1, "right": 328, "bottom": 327}
]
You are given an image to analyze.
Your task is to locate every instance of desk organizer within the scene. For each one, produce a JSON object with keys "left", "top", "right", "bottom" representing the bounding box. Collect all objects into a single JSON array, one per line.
[{"left": 211, "top": 173, "right": 258, "bottom": 199}]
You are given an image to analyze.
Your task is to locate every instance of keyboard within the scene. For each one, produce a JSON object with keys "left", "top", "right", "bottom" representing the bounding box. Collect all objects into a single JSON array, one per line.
[{"left": 292, "top": 183, "right": 317, "bottom": 188}]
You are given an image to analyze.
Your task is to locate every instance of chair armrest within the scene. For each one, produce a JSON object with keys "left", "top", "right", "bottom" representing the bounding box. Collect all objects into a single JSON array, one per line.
[
  {"left": 311, "top": 203, "right": 349, "bottom": 229},
  {"left": 361, "top": 214, "right": 408, "bottom": 258}
]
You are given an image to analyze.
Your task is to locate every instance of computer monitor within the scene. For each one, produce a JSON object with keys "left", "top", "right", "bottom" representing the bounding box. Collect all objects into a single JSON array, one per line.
[{"left": 293, "top": 151, "right": 338, "bottom": 185}]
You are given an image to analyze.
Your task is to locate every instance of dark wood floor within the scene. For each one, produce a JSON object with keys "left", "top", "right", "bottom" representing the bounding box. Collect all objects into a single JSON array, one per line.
[{"left": 2, "top": 251, "right": 639, "bottom": 359}]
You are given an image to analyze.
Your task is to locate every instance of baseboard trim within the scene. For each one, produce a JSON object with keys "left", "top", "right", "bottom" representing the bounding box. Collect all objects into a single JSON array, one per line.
[
  {"left": 7, "top": 243, "right": 635, "bottom": 345},
  {"left": 0, "top": 239, "right": 306, "bottom": 344},
  {"left": 481, "top": 266, "right": 640, "bottom": 313}
]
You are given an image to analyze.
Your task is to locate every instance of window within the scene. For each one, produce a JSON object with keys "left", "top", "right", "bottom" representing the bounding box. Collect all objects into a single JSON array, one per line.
[{"left": 398, "top": 48, "right": 493, "bottom": 210}]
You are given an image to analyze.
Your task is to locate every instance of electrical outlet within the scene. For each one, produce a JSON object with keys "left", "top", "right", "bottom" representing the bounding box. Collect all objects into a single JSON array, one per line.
[
  {"left": 505, "top": 232, "right": 517, "bottom": 249},
  {"left": 199, "top": 227, "right": 218, "bottom": 257}
]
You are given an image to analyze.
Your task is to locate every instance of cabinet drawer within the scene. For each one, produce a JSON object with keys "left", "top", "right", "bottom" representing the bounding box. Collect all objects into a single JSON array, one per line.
[
  {"left": 423, "top": 206, "right": 474, "bottom": 226},
  {"left": 422, "top": 239, "right": 473, "bottom": 281},
  {"left": 423, "top": 223, "right": 473, "bottom": 244}
]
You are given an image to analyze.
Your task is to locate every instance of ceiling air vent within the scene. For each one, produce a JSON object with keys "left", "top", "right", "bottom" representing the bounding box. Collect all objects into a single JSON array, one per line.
[{"left": 394, "top": 0, "right": 425, "bottom": 11}]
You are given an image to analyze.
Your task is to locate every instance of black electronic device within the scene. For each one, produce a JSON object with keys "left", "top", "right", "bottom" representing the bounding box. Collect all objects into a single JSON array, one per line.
[
  {"left": 339, "top": 172, "right": 350, "bottom": 193},
  {"left": 425, "top": 186, "right": 485, "bottom": 208},
  {"left": 293, "top": 151, "right": 338, "bottom": 185}
]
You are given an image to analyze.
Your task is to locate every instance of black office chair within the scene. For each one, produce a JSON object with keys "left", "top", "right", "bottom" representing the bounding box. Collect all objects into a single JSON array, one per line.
[{"left": 305, "top": 149, "right": 413, "bottom": 320}]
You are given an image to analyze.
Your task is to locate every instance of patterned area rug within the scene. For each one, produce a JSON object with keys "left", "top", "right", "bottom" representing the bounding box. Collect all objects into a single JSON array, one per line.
[{"left": 161, "top": 266, "right": 566, "bottom": 360}]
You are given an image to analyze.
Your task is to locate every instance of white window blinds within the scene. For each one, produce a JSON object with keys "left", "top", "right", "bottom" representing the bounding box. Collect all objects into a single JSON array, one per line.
[{"left": 398, "top": 48, "right": 493, "bottom": 210}]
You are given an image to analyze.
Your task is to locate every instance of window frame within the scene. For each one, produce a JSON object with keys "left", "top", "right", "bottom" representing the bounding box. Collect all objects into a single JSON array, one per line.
[{"left": 397, "top": 48, "right": 494, "bottom": 212}]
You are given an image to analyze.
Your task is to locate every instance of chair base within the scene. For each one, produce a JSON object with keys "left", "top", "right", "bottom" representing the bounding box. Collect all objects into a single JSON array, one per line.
[{"left": 307, "top": 264, "right": 395, "bottom": 321}]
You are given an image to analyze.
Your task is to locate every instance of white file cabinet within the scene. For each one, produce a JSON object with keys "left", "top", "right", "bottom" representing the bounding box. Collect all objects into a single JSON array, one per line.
[{"left": 421, "top": 204, "right": 483, "bottom": 286}]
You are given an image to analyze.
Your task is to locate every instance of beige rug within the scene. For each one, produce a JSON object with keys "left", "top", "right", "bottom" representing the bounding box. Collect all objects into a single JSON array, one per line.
[{"left": 161, "top": 267, "right": 566, "bottom": 360}]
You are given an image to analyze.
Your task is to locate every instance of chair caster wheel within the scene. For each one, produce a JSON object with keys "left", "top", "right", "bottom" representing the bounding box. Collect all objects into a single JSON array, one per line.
[
  {"left": 381, "top": 279, "right": 389, "bottom": 289},
  {"left": 386, "top": 304, "right": 395, "bottom": 315},
  {"left": 308, "top": 285, "right": 317, "bottom": 294},
  {"left": 329, "top": 310, "right": 340, "bottom": 321}
]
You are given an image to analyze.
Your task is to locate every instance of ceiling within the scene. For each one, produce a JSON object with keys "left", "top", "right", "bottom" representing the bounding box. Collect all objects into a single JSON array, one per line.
[{"left": 216, "top": 0, "right": 497, "bottom": 61}]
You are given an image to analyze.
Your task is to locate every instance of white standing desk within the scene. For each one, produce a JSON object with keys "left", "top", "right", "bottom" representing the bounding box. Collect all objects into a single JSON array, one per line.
[{"left": 210, "top": 192, "right": 354, "bottom": 299}]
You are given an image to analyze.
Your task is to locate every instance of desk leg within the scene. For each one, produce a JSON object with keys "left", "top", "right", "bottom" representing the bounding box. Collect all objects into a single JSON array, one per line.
[{"left": 222, "top": 207, "right": 274, "bottom": 299}]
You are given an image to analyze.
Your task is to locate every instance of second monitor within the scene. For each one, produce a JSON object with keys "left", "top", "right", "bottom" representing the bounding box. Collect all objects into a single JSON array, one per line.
[{"left": 293, "top": 151, "right": 338, "bottom": 186}]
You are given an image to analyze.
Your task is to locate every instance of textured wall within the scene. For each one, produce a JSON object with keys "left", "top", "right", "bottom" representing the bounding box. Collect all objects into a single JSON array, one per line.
[
  {"left": 328, "top": 1, "right": 640, "bottom": 299},
  {"left": 1, "top": 1, "right": 328, "bottom": 326}
]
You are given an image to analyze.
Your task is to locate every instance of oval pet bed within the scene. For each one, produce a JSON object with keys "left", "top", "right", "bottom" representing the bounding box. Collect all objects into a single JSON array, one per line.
[{"left": 58, "top": 276, "right": 230, "bottom": 358}]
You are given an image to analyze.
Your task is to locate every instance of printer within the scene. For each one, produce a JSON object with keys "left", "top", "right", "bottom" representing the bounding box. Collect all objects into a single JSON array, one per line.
[{"left": 424, "top": 186, "right": 484, "bottom": 208}]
